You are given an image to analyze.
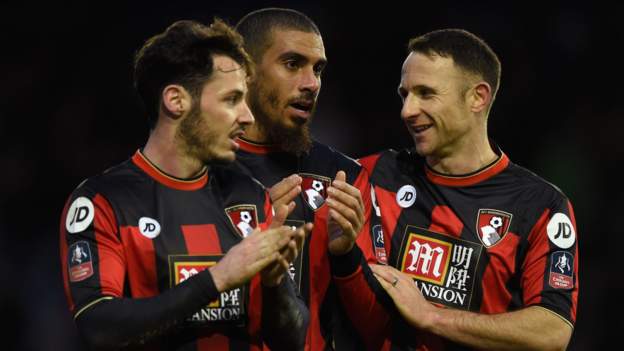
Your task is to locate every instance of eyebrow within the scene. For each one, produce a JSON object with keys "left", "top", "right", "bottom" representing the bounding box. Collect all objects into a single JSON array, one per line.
[
  {"left": 397, "top": 84, "right": 436, "bottom": 96},
  {"left": 278, "top": 51, "right": 327, "bottom": 66},
  {"left": 215, "top": 66, "right": 244, "bottom": 73}
]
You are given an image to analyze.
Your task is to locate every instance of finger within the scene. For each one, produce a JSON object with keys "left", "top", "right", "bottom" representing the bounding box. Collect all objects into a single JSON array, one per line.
[
  {"left": 327, "top": 186, "right": 362, "bottom": 213},
  {"left": 326, "top": 195, "right": 362, "bottom": 229},
  {"left": 373, "top": 272, "right": 395, "bottom": 294},
  {"left": 287, "top": 201, "right": 296, "bottom": 215},
  {"left": 369, "top": 264, "right": 398, "bottom": 284},
  {"left": 269, "top": 175, "right": 302, "bottom": 202},
  {"left": 330, "top": 181, "right": 364, "bottom": 215},
  {"left": 335, "top": 170, "right": 346, "bottom": 183},
  {"left": 248, "top": 251, "right": 281, "bottom": 274},
  {"left": 280, "top": 239, "right": 298, "bottom": 263},
  {"left": 258, "top": 225, "right": 295, "bottom": 254},
  {"left": 328, "top": 208, "right": 355, "bottom": 236},
  {"left": 270, "top": 204, "right": 289, "bottom": 229}
]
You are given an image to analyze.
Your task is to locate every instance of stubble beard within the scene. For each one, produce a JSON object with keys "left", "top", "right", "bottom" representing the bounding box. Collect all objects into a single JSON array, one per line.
[{"left": 177, "top": 102, "right": 229, "bottom": 166}]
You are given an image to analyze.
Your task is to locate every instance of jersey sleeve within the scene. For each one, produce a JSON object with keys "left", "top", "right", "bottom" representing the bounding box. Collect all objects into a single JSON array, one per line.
[
  {"left": 329, "top": 162, "right": 395, "bottom": 350},
  {"left": 60, "top": 184, "right": 126, "bottom": 315},
  {"left": 60, "top": 182, "right": 220, "bottom": 349},
  {"left": 522, "top": 193, "right": 579, "bottom": 326}
]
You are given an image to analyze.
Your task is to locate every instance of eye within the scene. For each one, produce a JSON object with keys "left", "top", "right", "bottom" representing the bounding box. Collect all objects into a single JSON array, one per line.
[
  {"left": 285, "top": 60, "right": 299, "bottom": 71},
  {"left": 313, "top": 62, "right": 326, "bottom": 77},
  {"left": 417, "top": 87, "right": 435, "bottom": 99},
  {"left": 224, "top": 93, "right": 242, "bottom": 105},
  {"left": 398, "top": 87, "right": 407, "bottom": 101}
]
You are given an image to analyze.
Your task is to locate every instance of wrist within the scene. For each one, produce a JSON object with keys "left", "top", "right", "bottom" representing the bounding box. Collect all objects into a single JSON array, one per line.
[
  {"left": 208, "top": 264, "right": 227, "bottom": 292},
  {"left": 420, "top": 304, "right": 444, "bottom": 333}
]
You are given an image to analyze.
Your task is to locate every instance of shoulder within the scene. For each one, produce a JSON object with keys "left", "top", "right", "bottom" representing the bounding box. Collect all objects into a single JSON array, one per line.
[
  {"left": 305, "top": 140, "right": 362, "bottom": 182},
  {"left": 212, "top": 164, "right": 268, "bottom": 196},
  {"left": 505, "top": 162, "right": 571, "bottom": 207},
  {"left": 67, "top": 159, "right": 140, "bottom": 202}
]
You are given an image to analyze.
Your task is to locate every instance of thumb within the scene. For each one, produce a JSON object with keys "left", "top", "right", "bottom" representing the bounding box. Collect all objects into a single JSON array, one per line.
[
  {"left": 335, "top": 170, "right": 346, "bottom": 183},
  {"left": 270, "top": 204, "right": 289, "bottom": 229}
]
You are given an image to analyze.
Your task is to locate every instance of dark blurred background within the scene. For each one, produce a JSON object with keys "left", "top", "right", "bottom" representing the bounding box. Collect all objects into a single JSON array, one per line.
[{"left": 1, "top": 1, "right": 620, "bottom": 349}]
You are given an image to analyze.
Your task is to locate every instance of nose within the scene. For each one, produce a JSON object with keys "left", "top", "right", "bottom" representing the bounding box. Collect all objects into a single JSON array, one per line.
[
  {"left": 299, "top": 67, "right": 320, "bottom": 94},
  {"left": 401, "top": 94, "right": 421, "bottom": 121},
  {"left": 238, "top": 101, "right": 254, "bottom": 127}
]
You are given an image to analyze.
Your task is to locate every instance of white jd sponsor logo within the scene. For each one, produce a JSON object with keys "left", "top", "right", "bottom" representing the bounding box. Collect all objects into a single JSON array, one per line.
[
  {"left": 139, "top": 217, "right": 161, "bottom": 239},
  {"left": 396, "top": 185, "right": 417, "bottom": 208},
  {"left": 546, "top": 213, "right": 576, "bottom": 249},
  {"left": 66, "top": 197, "right": 95, "bottom": 234}
]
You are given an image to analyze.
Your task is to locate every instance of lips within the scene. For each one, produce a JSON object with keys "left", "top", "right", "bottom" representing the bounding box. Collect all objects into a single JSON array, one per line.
[
  {"left": 229, "top": 130, "right": 245, "bottom": 150},
  {"left": 411, "top": 124, "right": 432, "bottom": 133},
  {"left": 288, "top": 99, "right": 314, "bottom": 120}
]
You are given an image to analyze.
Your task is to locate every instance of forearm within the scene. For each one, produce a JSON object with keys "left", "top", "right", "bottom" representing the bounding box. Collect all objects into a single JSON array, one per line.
[
  {"left": 425, "top": 306, "right": 573, "bottom": 351},
  {"left": 261, "top": 275, "right": 309, "bottom": 351},
  {"left": 75, "top": 270, "right": 218, "bottom": 350},
  {"left": 330, "top": 246, "right": 394, "bottom": 350}
]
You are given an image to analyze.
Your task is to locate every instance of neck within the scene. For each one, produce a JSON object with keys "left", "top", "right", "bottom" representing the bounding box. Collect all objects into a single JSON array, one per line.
[
  {"left": 426, "top": 132, "right": 497, "bottom": 175},
  {"left": 143, "top": 122, "right": 206, "bottom": 179}
]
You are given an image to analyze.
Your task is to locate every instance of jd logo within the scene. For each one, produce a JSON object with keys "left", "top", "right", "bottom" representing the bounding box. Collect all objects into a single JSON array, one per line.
[
  {"left": 139, "top": 217, "right": 161, "bottom": 239},
  {"left": 555, "top": 222, "right": 572, "bottom": 239},
  {"left": 66, "top": 197, "right": 95, "bottom": 234},
  {"left": 547, "top": 213, "right": 576, "bottom": 249},
  {"left": 396, "top": 185, "right": 417, "bottom": 208}
]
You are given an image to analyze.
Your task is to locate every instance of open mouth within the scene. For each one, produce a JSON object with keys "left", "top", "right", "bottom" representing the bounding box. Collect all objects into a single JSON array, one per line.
[
  {"left": 412, "top": 124, "right": 432, "bottom": 133},
  {"left": 289, "top": 100, "right": 314, "bottom": 115}
]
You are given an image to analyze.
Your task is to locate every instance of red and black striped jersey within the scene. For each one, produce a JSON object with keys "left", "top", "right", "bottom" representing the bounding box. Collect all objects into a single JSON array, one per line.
[
  {"left": 351, "top": 147, "right": 579, "bottom": 350},
  {"left": 60, "top": 150, "right": 281, "bottom": 351},
  {"left": 233, "top": 138, "right": 379, "bottom": 351}
]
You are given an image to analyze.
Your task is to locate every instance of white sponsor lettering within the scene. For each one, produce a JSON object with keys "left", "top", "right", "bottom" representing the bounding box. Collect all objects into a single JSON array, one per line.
[
  {"left": 419, "top": 281, "right": 467, "bottom": 306},
  {"left": 191, "top": 307, "right": 242, "bottom": 321}
]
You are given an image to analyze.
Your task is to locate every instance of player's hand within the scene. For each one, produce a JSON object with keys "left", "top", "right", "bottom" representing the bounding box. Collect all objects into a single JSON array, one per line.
[
  {"left": 370, "top": 264, "right": 437, "bottom": 330},
  {"left": 269, "top": 174, "right": 302, "bottom": 216},
  {"left": 326, "top": 170, "right": 365, "bottom": 255},
  {"left": 261, "top": 205, "right": 312, "bottom": 286},
  {"left": 209, "top": 205, "right": 294, "bottom": 292}
]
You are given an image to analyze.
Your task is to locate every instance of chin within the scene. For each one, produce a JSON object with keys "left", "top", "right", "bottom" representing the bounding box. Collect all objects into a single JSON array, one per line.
[
  {"left": 204, "top": 150, "right": 235, "bottom": 165},
  {"left": 413, "top": 142, "right": 432, "bottom": 157}
]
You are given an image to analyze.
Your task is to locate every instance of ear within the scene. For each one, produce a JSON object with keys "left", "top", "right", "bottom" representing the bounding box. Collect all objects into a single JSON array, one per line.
[
  {"left": 161, "top": 84, "right": 192, "bottom": 120},
  {"left": 468, "top": 82, "right": 492, "bottom": 114}
]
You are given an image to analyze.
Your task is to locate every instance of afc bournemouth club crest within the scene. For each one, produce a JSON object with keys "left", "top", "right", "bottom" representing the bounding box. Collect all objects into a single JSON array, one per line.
[
  {"left": 476, "top": 209, "right": 512, "bottom": 248},
  {"left": 225, "top": 204, "right": 258, "bottom": 237},
  {"left": 300, "top": 173, "right": 331, "bottom": 211}
]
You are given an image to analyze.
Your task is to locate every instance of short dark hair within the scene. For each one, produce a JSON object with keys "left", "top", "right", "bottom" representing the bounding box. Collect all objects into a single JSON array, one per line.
[
  {"left": 134, "top": 19, "right": 252, "bottom": 129},
  {"left": 235, "top": 8, "right": 320, "bottom": 61},
  {"left": 408, "top": 29, "right": 501, "bottom": 101}
]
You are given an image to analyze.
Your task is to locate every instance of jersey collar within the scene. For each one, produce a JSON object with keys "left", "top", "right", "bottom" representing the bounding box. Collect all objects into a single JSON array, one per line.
[
  {"left": 131, "top": 150, "right": 208, "bottom": 191},
  {"left": 424, "top": 146, "right": 510, "bottom": 187},
  {"left": 237, "top": 137, "right": 281, "bottom": 154}
]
